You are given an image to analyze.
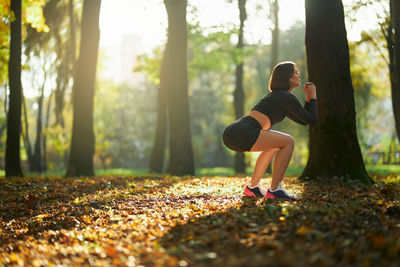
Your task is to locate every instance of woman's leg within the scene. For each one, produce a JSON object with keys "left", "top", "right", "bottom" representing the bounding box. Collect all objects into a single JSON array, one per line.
[
  {"left": 250, "top": 130, "right": 295, "bottom": 190},
  {"left": 249, "top": 149, "right": 277, "bottom": 187}
]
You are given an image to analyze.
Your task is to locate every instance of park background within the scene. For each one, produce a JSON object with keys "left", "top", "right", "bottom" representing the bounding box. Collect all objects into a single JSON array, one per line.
[
  {"left": 1, "top": 0, "right": 399, "bottom": 178},
  {"left": 2, "top": 1, "right": 400, "bottom": 266}
]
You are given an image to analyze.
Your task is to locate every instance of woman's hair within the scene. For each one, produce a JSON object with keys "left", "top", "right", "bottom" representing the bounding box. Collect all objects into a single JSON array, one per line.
[{"left": 268, "top": 61, "right": 296, "bottom": 92}]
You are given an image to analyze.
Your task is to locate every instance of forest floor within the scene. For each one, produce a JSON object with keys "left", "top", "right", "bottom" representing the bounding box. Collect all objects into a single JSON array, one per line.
[{"left": 1, "top": 174, "right": 400, "bottom": 266}]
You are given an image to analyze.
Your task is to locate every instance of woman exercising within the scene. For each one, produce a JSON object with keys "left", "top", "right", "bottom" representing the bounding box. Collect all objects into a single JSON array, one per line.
[{"left": 222, "top": 61, "right": 317, "bottom": 199}]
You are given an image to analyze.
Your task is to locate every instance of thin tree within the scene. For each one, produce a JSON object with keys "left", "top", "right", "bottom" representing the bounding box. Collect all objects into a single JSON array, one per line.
[
  {"left": 390, "top": 0, "right": 400, "bottom": 141},
  {"left": 55, "top": 0, "right": 77, "bottom": 128},
  {"left": 164, "top": 0, "right": 195, "bottom": 175},
  {"left": 30, "top": 68, "right": 46, "bottom": 173},
  {"left": 268, "top": 0, "right": 279, "bottom": 71},
  {"left": 265, "top": 0, "right": 280, "bottom": 174},
  {"left": 6, "top": 0, "right": 23, "bottom": 177},
  {"left": 233, "top": 0, "right": 247, "bottom": 174},
  {"left": 66, "top": 0, "right": 101, "bottom": 177},
  {"left": 350, "top": 0, "right": 400, "bottom": 143},
  {"left": 21, "top": 94, "right": 33, "bottom": 166},
  {"left": 42, "top": 92, "right": 53, "bottom": 171},
  {"left": 149, "top": 83, "right": 167, "bottom": 173},
  {"left": 301, "top": 0, "right": 372, "bottom": 183}
]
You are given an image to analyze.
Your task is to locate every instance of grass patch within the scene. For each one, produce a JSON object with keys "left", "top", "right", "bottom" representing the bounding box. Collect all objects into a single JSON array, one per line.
[
  {"left": 366, "top": 164, "right": 400, "bottom": 176},
  {"left": 0, "top": 164, "right": 398, "bottom": 179}
]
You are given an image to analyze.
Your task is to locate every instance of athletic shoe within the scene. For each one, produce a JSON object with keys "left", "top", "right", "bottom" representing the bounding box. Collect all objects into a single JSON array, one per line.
[
  {"left": 265, "top": 183, "right": 295, "bottom": 200},
  {"left": 243, "top": 185, "right": 266, "bottom": 198}
]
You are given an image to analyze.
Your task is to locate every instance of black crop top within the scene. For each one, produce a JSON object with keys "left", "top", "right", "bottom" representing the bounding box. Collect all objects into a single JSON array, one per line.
[{"left": 251, "top": 90, "right": 317, "bottom": 126}]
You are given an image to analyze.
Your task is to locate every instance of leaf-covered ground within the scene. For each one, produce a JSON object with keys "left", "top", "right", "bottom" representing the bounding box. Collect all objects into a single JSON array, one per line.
[{"left": 1, "top": 174, "right": 400, "bottom": 266}]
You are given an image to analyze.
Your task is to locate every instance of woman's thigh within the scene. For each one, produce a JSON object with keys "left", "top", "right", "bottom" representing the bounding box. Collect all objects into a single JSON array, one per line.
[{"left": 250, "top": 130, "right": 294, "bottom": 152}]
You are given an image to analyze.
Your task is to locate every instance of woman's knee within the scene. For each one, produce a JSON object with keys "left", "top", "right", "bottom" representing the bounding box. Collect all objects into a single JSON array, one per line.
[{"left": 284, "top": 135, "right": 295, "bottom": 149}]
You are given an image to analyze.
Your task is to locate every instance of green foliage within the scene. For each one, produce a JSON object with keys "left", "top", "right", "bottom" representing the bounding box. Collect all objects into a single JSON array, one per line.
[
  {"left": 94, "top": 79, "right": 157, "bottom": 169},
  {"left": 187, "top": 22, "right": 239, "bottom": 76},
  {"left": 349, "top": 38, "right": 395, "bottom": 159},
  {"left": 135, "top": 46, "right": 163, "bottom": 85},
  {"left": 0, "top": 0, "right": 49, "bottom": 84}
]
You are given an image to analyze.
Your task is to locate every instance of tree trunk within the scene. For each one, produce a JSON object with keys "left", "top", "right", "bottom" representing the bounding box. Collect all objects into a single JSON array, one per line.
[
  {"left": 149, "top": 83, "right": 167, "bottom": 173},
  {"left": 66, "top": 0, "right": 101, "bottom": 177},
  {"left": 216, "top": 124, "right": 230, "bottom": 167},
  {"left": 54, "top": 31, "right": 69, "bottom": 168},
  {"left": 0, "top": 122, "right": 6, "bottom": 145},
  {"left": 68, "top": 0, "right": 76, "bottom": 76},
  {"left": 265, "top": 0, "right": 280, "bottom": 175},
  {"left": 163, "top": 0, "right": 195, "bottom": 176},
  {"left": 265, "top": 0, "right": 279, "bottom": 176},
  {"left": 269, "top": 0, "right": 279, "bottom": 71},
  {"left": 21, "top": 94, "right": 33, "bottom": 168},
  {"left": 43, "top": 92, "right": 53, "bottom": 172},
  {"left": 30, "top": 72, "right": 46, "bottom": 173},
  {"left": 234, "top": 0, "right": 247, "bottom": 174},
  {"left": 301, "top": 0, "right": 372, "bottom": 183},
  {"left": 6, "top": 0, "right": 23, "bottom": 177},
  {"left": 391, "top": 0, "right": 400, "bottom": 142},
  {"left": 54, "top": 37, "right": 67, "bottom": 128}
]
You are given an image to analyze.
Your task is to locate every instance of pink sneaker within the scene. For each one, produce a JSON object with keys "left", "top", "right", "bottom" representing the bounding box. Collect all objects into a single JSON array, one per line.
[
  {"left": 243, "top": 185, "right": 266, "bottom": 198},
  {"left": 265, "top": 184, "right": 295, "bottom": 200}
]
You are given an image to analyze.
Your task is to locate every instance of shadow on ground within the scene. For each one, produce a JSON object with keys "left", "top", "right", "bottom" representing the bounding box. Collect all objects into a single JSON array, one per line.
[{"left": 159, "top": 178, "right": 400, "bottom": 267}]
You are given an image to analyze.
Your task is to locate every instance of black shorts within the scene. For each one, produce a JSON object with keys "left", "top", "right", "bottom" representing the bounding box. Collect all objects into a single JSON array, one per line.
[{"left": 222, "top": 116, "right": 261, "bottom": 152}]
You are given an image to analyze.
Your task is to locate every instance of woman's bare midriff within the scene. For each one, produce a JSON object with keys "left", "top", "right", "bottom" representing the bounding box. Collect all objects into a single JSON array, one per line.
[{"left": 246, "top": 110, "right": 271, "bottom": 130}]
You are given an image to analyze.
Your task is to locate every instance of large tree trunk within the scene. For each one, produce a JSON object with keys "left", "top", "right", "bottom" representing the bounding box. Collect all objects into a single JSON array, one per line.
[
  {"left": 66, "top": 0, "right": 101, "bottom": 177},
  {"left": 391, "top": 0, "right": 400, "bottom": 142},
  {"left": 6, "top": 0, "right": 23, "bottom": 177},
  {"left": 301, "top": 0, "right": 372, "bottom": 183},
  {"left": 233, "top": 0, "right": 247, "bottom": 174},
  {"left": 149, "top": 83, "right": 167, "bottom": 173},
  {"left": 164, "top": 0, "right": 195, "bottom": 176}
]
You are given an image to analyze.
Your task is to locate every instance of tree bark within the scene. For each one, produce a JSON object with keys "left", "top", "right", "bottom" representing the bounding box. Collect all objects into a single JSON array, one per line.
[
  {"left": 21, "top": 94, "right": 33, "bottom": 168},
  {"left": 6, "top": 0, "right": 23, "bottom": 177},
  {"left": 43, "top": 92, "right": 53, "bottom": 172},
  {"left": 68, "top": 0, "right": 76, "bottom": 76},
  {"left": 66, "top": 0, "right": 101, "bottom": 177},
  {"left": 301, "top": 0, "right": 372, "bottom": 183},
  {"left": 54, "top": 32, "right": 67, "bottom": 128},
  {"left": 266, "top": 0, "right": 280, "bottom": 174},
  {"left": 30, "top": 71, "right": 46, "bottom": 173},
  {"left": 234, "top": 0, "right": 247, "bottom": 174},
  {"left": 391, "top": 0, "right": 400, "bottom": 142},
  {"left": 164, "top": 0, "right": 195, "bottom": 175},
  {"left": 269, "top": 0, "right": 279, "bottom": 71},
  {"left": 149, "top": 83, "right": 167, "bottom": 173}
]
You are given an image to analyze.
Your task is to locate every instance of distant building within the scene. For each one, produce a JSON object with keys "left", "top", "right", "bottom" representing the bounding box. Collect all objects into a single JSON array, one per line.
[
  {"left": 100, "top": 34, "right": 146, "bottom": 87},
  {"left": 120, "top": 34, "right": 146, "bottom": 87}
]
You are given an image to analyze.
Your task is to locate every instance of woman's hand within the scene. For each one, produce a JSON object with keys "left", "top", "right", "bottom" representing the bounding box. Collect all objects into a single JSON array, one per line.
[{"left": 303, "top": 82, "right": 316, "bottom": 101}]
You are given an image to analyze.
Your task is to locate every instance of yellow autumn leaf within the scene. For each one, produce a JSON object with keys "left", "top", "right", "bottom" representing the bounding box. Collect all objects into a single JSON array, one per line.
[{"left": 296, "top": 226, "right": 312, "bottom": 235}]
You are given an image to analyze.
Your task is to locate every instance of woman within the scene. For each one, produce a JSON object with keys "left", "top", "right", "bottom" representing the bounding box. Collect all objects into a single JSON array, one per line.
[{"left": 223, "top": 61, "right": 317, "bottom": 199}]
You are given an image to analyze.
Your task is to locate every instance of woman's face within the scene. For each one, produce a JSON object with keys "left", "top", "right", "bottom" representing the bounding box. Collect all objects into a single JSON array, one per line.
[{"left": 290, "top": 67, "right": 301, "bottom": 89}]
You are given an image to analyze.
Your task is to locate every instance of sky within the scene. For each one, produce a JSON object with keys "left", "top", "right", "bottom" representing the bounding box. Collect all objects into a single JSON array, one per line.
[
  {"left": 98, "top": 0, "right": 381, "bottom": 51},
  {"left": 98, "top": 0, "right": 308, "bottom": 50}
]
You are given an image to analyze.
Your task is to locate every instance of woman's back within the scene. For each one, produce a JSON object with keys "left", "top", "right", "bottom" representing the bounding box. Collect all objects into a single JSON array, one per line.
[{"left": 252, "top": 90, "right": 317, "bottom": 126}]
